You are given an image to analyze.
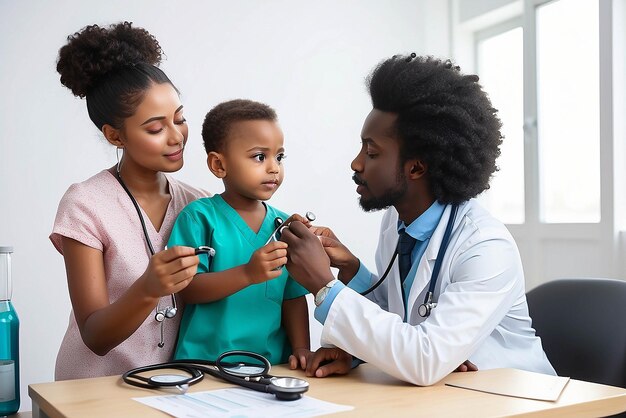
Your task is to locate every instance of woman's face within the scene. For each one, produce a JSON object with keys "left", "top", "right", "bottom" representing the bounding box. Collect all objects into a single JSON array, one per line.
[{"left": 119, "top": 82, "right": 188, "bottom": 174}]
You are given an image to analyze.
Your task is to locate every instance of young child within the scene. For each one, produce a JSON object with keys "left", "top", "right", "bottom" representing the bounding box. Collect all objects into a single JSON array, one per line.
[{"left": 168, "top": 99, "right": 312, "bottom": 367}]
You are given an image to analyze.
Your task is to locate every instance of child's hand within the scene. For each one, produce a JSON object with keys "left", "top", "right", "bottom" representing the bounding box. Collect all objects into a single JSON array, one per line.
[
  {"left": 288, "top": 348, "right": 314, "bottom": 370},
  {"left": 244, "top": 241, "right": 288, "bottom": 284}
]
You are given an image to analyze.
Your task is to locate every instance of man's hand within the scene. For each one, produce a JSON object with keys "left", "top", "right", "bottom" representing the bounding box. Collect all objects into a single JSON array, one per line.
[
  {"left": 288, "top": 348, "right": 315, "bottom": 370},
  {"left": 280, "top": 221, "right": 335, "bottom": 294},
  {"left": 454, "top": 360, "right": 478, "bottom": 372},
  {"left": 305, "top": 347, "right": 353, "bottom": 378},
  {"left": 309, "top": 226, "right": 359, "bottom": 281}
]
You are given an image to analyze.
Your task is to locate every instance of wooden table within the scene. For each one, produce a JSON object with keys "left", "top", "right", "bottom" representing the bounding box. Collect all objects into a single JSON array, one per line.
[{"left": 29, "top": 364, "right": 626, "bottom": 417}]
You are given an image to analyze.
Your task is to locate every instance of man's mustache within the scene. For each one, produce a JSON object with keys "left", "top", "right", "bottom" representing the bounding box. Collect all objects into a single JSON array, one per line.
[{"left": 352, "top": 173, "right": 367, "bottom": 187}]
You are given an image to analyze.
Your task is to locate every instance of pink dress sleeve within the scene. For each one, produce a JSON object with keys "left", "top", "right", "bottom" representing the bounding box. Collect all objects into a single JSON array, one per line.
[{"left": 50, "top": 182, "right": 106, "bottom": 254}]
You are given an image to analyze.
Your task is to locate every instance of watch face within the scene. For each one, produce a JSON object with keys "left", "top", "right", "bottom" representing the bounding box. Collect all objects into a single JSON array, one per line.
[{"left": 314, "top": 287, "right": 329, "bottom": 306}]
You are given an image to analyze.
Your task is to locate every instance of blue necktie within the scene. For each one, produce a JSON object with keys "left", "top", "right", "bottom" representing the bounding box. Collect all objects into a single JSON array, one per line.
[{"left": 398, "top": 228, "right": 417, "bottom": 283}]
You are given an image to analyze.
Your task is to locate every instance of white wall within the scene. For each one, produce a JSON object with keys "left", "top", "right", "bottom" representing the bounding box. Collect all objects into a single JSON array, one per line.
[{"left": 0, "top": 0, "right": 437, "bottom": 411}]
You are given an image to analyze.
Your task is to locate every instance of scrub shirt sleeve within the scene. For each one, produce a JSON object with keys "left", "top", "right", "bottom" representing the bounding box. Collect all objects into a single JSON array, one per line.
[
  {"left": 167, "top": 211, "right": 211, "bottom": 273},
  {"left": 283, "top": 273, "right": 309, "bottom": 299}
]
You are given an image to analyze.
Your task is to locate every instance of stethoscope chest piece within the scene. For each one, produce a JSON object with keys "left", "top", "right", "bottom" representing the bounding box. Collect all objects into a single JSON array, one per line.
[
  {"left": 123, "top": 350, "right": 309, "bottom": 401},
  {"left": 418, "top": 301, "right": 436, "bottom": 318},
  {"left": 268, "top": 377, "right": 309, "bottom": 401}
]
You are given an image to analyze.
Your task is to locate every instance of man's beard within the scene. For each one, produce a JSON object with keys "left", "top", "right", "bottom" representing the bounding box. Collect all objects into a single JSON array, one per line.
[{"left": 355, "top": 171, "right": 407, "bottom": 212}]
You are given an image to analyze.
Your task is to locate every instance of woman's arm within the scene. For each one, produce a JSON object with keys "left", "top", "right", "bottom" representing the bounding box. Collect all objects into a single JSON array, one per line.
[{"left": 62, "top": 237, "right": 199, "bottom": 355}]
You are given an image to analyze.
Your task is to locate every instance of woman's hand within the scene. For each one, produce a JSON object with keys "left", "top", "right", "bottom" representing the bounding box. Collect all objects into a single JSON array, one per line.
[
  {"left": 244, "top": 241, "right": 288, "bottom": 284},
  {"left": 140, "top": 246, "right": 200, "bottom": 299}
]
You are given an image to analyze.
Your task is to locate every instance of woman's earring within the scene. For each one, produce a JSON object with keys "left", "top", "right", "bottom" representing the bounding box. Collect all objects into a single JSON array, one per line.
[{"left": 116, "top": 147, "right": 123, "bottom": 174}]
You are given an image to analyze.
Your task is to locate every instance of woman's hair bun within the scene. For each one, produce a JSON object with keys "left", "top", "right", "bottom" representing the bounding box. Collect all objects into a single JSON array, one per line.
[{"left": 56, "top": 21, "right": 163, "bottom": 98}]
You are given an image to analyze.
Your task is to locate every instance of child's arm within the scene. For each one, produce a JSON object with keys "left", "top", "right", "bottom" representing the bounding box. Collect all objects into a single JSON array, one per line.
[
  {"left": 178, "top": 241, "right": 288, "bottom": 304},
  {"left": 283, "top": 295, "right": 312, "bottom": 368}
]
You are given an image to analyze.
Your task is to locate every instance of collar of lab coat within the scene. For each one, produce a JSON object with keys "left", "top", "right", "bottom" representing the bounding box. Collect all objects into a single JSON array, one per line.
[{"left": 381, "top": 201, "right": 470, "bottom": 319}]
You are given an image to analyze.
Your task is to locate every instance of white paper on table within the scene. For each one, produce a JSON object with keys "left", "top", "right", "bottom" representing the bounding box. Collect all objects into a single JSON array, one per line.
[{"left": 133, "top": 387, "right": 354, "bottom": 418}]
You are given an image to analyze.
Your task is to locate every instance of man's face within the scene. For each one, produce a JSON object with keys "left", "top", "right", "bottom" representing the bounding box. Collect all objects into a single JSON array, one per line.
[{"left": 351, "top": 109, "right": 407, "bottom": 212}]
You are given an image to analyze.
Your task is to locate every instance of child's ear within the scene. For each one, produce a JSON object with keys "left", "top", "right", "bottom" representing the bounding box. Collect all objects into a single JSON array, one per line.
[
  {"left": 207, "top": 152, "right": 226, "bottom": 178},
  {"left": 102, "top": 124, "right": 124, "bottom": 147}
]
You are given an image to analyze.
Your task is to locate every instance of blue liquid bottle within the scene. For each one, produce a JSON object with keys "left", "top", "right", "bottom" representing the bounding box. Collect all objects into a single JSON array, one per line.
[{"left": 0, "top": 246, "right": 19, "bottom": 416}]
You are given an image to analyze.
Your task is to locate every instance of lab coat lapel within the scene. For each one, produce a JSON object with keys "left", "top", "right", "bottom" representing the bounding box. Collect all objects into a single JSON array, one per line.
[{"left": 381, "top": 210, "right": 404, "bottom": 318}]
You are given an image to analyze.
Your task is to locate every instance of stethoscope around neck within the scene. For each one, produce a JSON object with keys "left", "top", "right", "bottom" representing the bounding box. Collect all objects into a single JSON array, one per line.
[
  {"left": 114, "top": 161, "right": 215, "bottom": 348},
  {"left": 122, "top": 350, "right": 309, "bottom": 401},
  {"left": 360, "top": 204, "right": 459, "bottom": 318}
]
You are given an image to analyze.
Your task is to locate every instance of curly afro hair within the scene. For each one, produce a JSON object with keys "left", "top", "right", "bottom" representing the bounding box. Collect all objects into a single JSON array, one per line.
[
  {"left": 57, "top": 22, "right": 176, "bottom": 130},
  {"left": 202, "top": 99, "right": 277, "bottom": 154},
  {"left": 367, "top": 54, "right": 502, "bottom": 204}
]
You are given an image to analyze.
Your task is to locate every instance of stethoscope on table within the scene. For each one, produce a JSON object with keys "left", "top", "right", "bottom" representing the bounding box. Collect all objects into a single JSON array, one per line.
[
  {"left": 360, "top": 204, "right": 459, "bottom": 318},
  {"left": 122, "top": 350, "right": 309, "bottom": 401}
]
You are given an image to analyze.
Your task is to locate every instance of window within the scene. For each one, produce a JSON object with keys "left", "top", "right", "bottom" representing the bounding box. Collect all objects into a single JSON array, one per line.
[
  {"left": 474, "top": 0, "right": 600, "bottom": 224},
  {"left": 536, "top": 0, "right": 600, "bottom": 223},
  {"left": 476, "top": 24, "right": 525, "bottom": 224}
]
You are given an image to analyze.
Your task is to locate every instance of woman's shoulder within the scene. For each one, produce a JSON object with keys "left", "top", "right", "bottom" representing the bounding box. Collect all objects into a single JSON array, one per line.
[
  {"left": 168, "top": 177, "right": 211, "bottom": 205},
  {"left": 59, "top": 170, "right": 118, "bottom": 204}
]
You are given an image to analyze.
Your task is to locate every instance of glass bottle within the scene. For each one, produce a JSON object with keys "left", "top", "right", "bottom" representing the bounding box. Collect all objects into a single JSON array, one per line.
[{"left": 0, "top": 246, "right": 19, "bottom": 416}]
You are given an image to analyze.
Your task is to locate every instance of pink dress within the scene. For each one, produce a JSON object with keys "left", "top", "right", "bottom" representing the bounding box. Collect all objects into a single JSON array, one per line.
[{"left": 50, "top": 170, "right": 209, "bottom": 380}]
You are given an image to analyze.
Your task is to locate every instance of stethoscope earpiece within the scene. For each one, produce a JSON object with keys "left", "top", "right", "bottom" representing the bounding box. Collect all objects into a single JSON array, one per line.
[{"left": 165, "top": 307, "right": 177, "bottom": 318}]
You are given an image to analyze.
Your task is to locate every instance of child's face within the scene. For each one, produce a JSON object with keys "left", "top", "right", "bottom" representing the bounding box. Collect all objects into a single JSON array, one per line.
[{"left": 220, "top": 119, "right": 285, "bottom": 201}]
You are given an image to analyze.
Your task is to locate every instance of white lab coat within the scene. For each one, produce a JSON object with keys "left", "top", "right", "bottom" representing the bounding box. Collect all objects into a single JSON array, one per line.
[{"left": 320, "top": 199, "right": 555, "bottom": 385}]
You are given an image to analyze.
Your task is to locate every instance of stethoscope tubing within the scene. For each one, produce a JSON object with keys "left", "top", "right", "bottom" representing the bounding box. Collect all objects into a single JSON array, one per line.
[
  {"left": 122, "top": 351, "right": 307, "bottom": 400},
  {"left": 359, "top": 204, "right": 459, "bottom": 316}
]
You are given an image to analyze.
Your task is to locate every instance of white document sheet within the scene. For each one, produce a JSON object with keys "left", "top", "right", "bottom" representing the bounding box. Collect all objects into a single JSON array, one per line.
[{"left": 134, "top": 387, "right": 354, "bottom": 418}]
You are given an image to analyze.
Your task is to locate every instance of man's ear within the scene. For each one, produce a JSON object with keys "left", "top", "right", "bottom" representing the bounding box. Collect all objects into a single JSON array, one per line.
[
  {"left": 408, "top": 160, "right": 427, "bottom": 179},
  {"left": 102, "top": 124, "right": 124, "bottom": 147},
  {"left": 207, "top": 152, "right": 226, "bottom": 178}
]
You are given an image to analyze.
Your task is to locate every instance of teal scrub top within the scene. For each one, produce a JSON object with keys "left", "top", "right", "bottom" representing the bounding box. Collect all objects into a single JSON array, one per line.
[{"left": 167, "top": 194, "right": 308, "bottom": 364}]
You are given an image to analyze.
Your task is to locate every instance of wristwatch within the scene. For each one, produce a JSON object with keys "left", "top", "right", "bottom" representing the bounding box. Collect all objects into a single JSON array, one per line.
[{"left": 314, "top": 279, "right": 339, "bottom": 307}]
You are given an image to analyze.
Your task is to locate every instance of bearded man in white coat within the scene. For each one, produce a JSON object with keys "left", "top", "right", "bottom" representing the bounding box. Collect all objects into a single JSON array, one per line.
[{"left": 282, "top": 54, "right": 556, "bottom": 385}]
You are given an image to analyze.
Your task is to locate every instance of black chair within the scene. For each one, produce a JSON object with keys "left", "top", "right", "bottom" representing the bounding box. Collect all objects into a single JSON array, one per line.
[{"left": 526, "top": 278, "right": 626, "bottom": 389}]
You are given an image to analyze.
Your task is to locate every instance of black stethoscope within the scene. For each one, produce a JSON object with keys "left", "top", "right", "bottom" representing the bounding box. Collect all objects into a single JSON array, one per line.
[
  {"left": 122, "top": 350, "right": 309, "bottom": 401},
  {"left": 265, "top": 212, "right": 317, "bottom": 245},
  {"left": 360, "top": 204, "right": 459, "bottom": 318},
  {"left": 114, "top": 163, "right": 216, "bottom": 348}
]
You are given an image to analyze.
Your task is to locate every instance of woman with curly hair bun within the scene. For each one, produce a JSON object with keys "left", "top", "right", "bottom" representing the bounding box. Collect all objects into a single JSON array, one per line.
[
  {"left": 281, "top": 54, "right": 556, "bottom": 385},
  {"left": 50, "top": 22, "right": 209, "bottom": 380}
]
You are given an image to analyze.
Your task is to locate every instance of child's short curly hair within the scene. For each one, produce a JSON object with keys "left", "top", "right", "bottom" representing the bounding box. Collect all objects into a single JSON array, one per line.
[{"left": 202, "top": 99, "right": 277, "bottom": 154}]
